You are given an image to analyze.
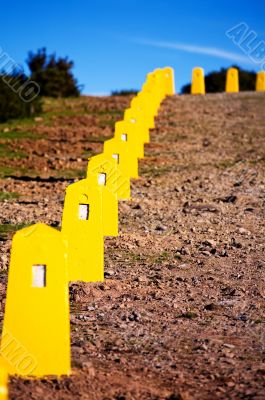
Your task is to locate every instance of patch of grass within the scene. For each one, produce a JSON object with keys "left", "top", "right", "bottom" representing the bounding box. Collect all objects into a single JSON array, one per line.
[
  {"left": 0, "top": 166, "right": 18, "bottom": 177},
  {"left": 98, "top": 120, "right": 116, "bottom": 128},
  {"left": 0, "top": 166, "right": 35, "bottom": 178},
  {"left": 0, "top": 144, "right": 27, "bottom": 158},
  {"left": 82, "top": 149, "right": 96, "bottom": 159},
  {"left": 0, "top": 191, "right": 20, "bottom": 201},
  {"left": 0, "top": 116, "right": 38, "bottom": 131},
  {"left": 0, "top": 223, "right": 30, "bottom": 240},
  {"left": 56, "top": 169, "right": 86, "bottom": 179},
  {"left": 155, "top": 251, "right": 171, "bottom": 264},
  {"left": 0, "top": 130, "right": 44, "bottom": 140},
  {"left": 215, "top": 160, "right": 238, "bottom": 169},
  {"left": 86, "top": 135, "right": 112, "bottom": 143},
  {"left": 96, "top": 110, "right": 123, "bottom": 117}
]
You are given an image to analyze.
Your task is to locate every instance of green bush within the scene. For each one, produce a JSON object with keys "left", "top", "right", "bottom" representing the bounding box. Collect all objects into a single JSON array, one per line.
[
  {"left": 111, "top": 89, "right": 138, "bottom": 96},
  {"left": 27, "top": 48, "right": 81, "bottom": 97},
  {"left": 0, "top": 73, "right": 42, "bottom": 123}
]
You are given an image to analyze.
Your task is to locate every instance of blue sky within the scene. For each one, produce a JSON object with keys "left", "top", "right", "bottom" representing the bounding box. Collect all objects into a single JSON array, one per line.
[{"left": 1, "top": 0, "right": 264, "bottom": 94}]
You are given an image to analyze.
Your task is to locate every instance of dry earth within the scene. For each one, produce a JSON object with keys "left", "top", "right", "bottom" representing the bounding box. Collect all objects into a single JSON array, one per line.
[{"left": 0, "top": 92, "right": 264, "bottom": 399}]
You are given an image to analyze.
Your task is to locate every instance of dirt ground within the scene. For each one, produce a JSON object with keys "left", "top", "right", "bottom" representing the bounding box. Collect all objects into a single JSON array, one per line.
[{"left": 0, "top": 92, "right": 264, "bottom": 399}]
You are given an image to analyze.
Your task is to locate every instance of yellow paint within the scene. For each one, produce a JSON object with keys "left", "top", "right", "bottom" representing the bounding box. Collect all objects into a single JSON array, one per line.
[
  {"left": 114, "top": 120, "right": 142, "bottom": 172},
  {"left": 256, "top": 71, "right": 265, "bottom": 91},
  {"left": 141, "top": 82, "right": 160, "bottom": 116},
  {"left": 147, "top": 70, "right": 165, "bottom": 102},
  {"left": 61, "top": 179, "right": 104, "bottom": 282},
  {"left": 191, "top": 67, "right": 205, "bottom": 95},
  {"left": 131, "top": 95, "right": 155, "bottom": 130},
  {"left": 0, "top": 363, "right": 8, "bottom": 400},
  {"left": 0, "top": 223, "right": 70, "bottom": 377},
  {"left": 103, "top": 138, "right": 131, "bottom": 199},
  {"left": 163, "top": 67, "right": 175, "bottom": 95},
  {"left": 87, "top": 154, "right": 119, "bottom": 237},
  {"left": 114, "top": 120, "right": 144, "bottom": 162},
  {"left": 124, "top": 107, "right": 149, "bottom": 145},
  {"left": 143, "top": 77, "right": 161, "bottom": 108},
  {"left": 226, "top": 67, "right": 239, "bottom": 93}
]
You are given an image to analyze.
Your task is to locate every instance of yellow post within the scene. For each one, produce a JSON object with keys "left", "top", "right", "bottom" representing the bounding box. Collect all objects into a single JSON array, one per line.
[
  {"left": 61, "top": 179, "right": 104, "bottom": 282},
  {"left": 114, "top": 120, "right": 141, "bottom": 174},
  {"left": 226, "top": 67, "right": 239, "bottom": 93},
  {"left": 147, "top": 69, "right": 165, "bottom": 102},
  {"left": 131, "top": 95, "right": 155, "bottom": 130},
  {"left": 256, "top": 71, "right": 265, "bottom": 91},
  {"left": 103, "top": 138, "right": 131, "bottom": 199},
  {"left": 191, "top": 67, "right": 205, "bottom": 94},
  {"left": 114, "top": 120, "right": 143, "bottom": 160},
  {"left": 124, "top": 107, "right": 149, "bottom": 145},
  {"left": 0, "top": 363, "right": 8, "bottom": 400},
  {"left": 141, "top": 82, "right": 160, "bottom": 116},
  {"left": 87, "top": 154, "right": 119, "bottom": 237},
  {"left": 0, "top": 223, "right": 70, "bottom": 377},
  {"left": 163, "top": 66, "right": 175, "bottom": 95}
]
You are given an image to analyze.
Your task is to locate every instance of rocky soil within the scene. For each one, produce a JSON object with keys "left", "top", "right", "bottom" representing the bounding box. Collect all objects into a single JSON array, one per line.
[{"left": 0, "top": 92, "right": 264, "bottom": 399}]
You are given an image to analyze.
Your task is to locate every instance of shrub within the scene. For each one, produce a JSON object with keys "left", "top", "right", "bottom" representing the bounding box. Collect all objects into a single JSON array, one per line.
[
  {"left": 0, "top": 73, "right": 42, "bottom": 123},
  {"left": 27, "top": 48, "right": 81, "bottom": 97},
  {"left": 111, "top": 89, "right": 138, "bottom": 96}
]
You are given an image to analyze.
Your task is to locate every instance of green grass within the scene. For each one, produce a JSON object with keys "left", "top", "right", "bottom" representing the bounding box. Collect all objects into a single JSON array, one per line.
[
  {"left": 0, "top": 144, "right": 27, "bottom": 158},
  {"left": 0, "top": 223, "right": 30, "bottom": 240},
  {"left": 86, "top": 135, "right": 112, "bottom": 143},
  {"left": 0, "top": 191, "right": 20, "bottom": 201},
  {"left": 0, "top": 116, "right": 38, "bottom": 131},
  {"left": 0, "top": 130, "right": 44, "bottom": 140},
  {"left": 0, "top": 166, "right": 35, "bottom": 178},
  {"left": 56, "top": 168, "right": 86, "bottom": 179}
]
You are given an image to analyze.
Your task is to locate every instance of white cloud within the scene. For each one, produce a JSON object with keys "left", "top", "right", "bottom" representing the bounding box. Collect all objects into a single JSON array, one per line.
[{"left": 133, "top": 38, "right": 253, "bottom": 65}]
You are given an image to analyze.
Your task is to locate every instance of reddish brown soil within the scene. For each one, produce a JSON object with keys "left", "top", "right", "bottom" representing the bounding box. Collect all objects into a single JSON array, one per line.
[{"left": 0, "top": 92, "right": 264, "bottom": 399}]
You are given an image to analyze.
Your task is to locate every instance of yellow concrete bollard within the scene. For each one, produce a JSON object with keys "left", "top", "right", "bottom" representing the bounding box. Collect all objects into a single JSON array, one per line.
[
  {"left": 141, "top": 82, "right": 160, "bottom": 116},
  {"left": 103, "top": 138, "right": 132, "bottom": 199},
  {"left": 87, "top": 153, "right": 119, "bottom": 237},
  {"left": 191, "top": 67, "right": 205, "bottom": 95},
  {"left": 131, "top": 95, "right": 155, "bottom": 130},
  {"left": 0, "top": 363, "right": 8, "bottom": 400},
  {"left": 163, "top": 67, "right": 175, "bottom": 95},
  {"left": 0, "top": 223, "right": 70, "bottom": 377},
  {"left": 147, "top": 70, "right": 166, "bottom": 102},
  {"left": 124, "top": 107, "right": 149, "bottom": 145},
  {"left": 256, "top": 71, "right": 265, "bottom": 91},
  {"left": 114, "top": 120, "right": 141, "bottom": 173},
  {"left": 226, "top": 67, "right": 239, "bottom": 93},
  {"left": 61, "top": 179, "right": 104, "bottom": 282}
]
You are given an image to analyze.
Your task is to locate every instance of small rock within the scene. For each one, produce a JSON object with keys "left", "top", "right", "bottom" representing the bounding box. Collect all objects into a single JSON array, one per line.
[
  {"left": 104, "top": 270, "right": 115, "bottom": 278},
  {"left": 128, "top": 311, "right": 141, "bottom": 322},
  {"left": 178, "top": 263, "right": 190, "bottom": 269},
  {"left": 82, "top": 361, "right": 95, "bottom": 376},
  {"left": 132, "top": 204, "right": 141, "bottom": 210},
  {"left": 204, "top": 303, "right": 219, "bottom": 311},
  {"left": 223, "top": 343, "right": 235, "bottom": 349},
  {"left": 237, "top": 227, "right": 250, "bottom": 235},
  {"left": 155, "top": 225, "right": 167, "bottom": 232},
  {"left": 34, "top": 116, "right": 44, "bottom": 122},
  {"left": 237, "top": 313, "right": 248, "bottom": 322},
  {"left": 203, "top": 239, "right": 216, "bottom": 248}
]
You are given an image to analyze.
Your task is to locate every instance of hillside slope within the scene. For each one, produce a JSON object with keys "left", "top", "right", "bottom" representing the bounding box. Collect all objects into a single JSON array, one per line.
[{"left": 0, "top": 92, "right": 264, "bottom": 400}]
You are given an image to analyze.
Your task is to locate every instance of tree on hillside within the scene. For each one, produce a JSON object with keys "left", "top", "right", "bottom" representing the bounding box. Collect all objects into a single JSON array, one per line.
[
  {"left": 0, "top": 72, "right": 42, "bottom": 122},
  {"left": 27, "top": 48, "right": 81, "bottom": 97},
  {"left": 181, "top": 66, "right": 256, "bottom": 94}
]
